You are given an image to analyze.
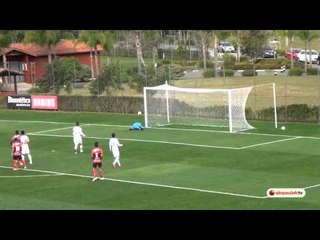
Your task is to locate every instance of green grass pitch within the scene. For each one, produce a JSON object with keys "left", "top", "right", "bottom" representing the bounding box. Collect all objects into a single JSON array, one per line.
[{"left": 1, "top": 109, "right": 320, "bottom": 209}]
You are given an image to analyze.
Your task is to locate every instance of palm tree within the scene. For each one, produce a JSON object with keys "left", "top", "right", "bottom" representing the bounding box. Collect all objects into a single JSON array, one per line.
[
  {"left": 216, "top": 31, "right": 232, "bottom": 76},
  {"left": 297, "top": 30, "right": 318, "bottom": 73},
  {"left": 135, "top": 31, "right": 144, "bottom": 75},
  {"left": 286, "top": 30, "right": 296, "bottom": 69},
  {"left": 24, "top": 30, "right": 61, "bottom": 64},
  {"left": 80, "top": 30, "right": 113, "bottom": 78},
  {"left": 143, "top": 30, "right": 161, "bottom": 67},
  {"left": 211, "top": 30, "right": 218, "bottom": 77},
  {"left": 102, "top": 31, "right": 114, "bottom": 66},
  {"left": 233, "top": 30, "right": 243, "bottom": 62},
  {"left": 193, "top": 30, "right": 210, "bottom": 70},
  {"left": 0, "top": 31, "right": 15, "bottom": 69}
]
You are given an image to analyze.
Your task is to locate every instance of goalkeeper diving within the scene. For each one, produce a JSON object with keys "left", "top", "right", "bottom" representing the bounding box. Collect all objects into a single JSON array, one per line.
[{"left": 129, "top": 122, "right": 144, "bottom": 130}]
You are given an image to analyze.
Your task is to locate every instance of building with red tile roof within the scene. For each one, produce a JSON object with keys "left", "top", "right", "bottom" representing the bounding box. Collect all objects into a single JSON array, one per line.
[{"left": 0, "top": 39, "right": 103, "bottom": 84}]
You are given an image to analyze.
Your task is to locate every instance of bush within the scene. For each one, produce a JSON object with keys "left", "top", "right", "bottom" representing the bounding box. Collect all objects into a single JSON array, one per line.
[
  {"left": 224, "top": 55, "right": 236, "bottom": 69},
  {"left": 292, "top": 61, "right": 304, "bottom": 69},
  {"left": 307, "top": 67, "right": 319, "bottom": 75},
  {"left": 277, "top": 49, "right": 286, "bottom": 56},
  {"left": 288, "top": 68, "right": 303, "bottom": 76},
  {"left": 240, "top": 55, "right": 249, "bottom": 62},
  {"left": 254, "top": 58, "right": 288, "bottom": 69},
  {"left": 241, "top": 69, "right": 257, "bottom": 76},
  {"left": 160, "top": 60, "right": 171, "bottom": 65},
  {"left": 197, "top": 60, "right": 213, "bottom": 69},
  {"left": 174, "top": 60, "right": 197, "bottom": 66},
  {"left": 234, "top": 61, "right": 254, "bottom": 70},
  {"left": 0, "top": 95, "right": 6, "bottom": 104},
  {"left": 256, "top": 104, "right": 319, "bottom": 123},
  {"left": 27, "top": 87, "right": 48, "bottom": 94},
  {"left": 203, "top": 69, "right": 215, "bottom": 78},
  {"left": 219, "top": 69, "right": 235, "bottom": 77}
]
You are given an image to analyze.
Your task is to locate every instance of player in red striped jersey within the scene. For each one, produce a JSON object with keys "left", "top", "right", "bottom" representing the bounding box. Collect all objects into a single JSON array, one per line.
[
  {"left": 11, "top": 137, "right": 27, "bottom": 170},
  {"left": 10, "top": 130, "right": 21, "bottom": 146},
  {"left": 91, "top": 142, "right": 104, "bottom": 182}
]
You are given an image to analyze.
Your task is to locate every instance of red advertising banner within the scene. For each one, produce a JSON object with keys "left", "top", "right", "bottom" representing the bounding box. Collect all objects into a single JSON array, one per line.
[{"left": 31, "top": 95, "right": 58, "bottom": 110}]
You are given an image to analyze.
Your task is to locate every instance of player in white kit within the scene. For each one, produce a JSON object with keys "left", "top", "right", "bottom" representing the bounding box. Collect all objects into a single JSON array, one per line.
[
  {"left": 73, "top": 122, "right": 86, "bottom": 154},
  {"left": 109, "top": 133, "right": 123, "bottom": 168},
  {"left": 20, "top": 130, "right": 33, "bottom": 164}
]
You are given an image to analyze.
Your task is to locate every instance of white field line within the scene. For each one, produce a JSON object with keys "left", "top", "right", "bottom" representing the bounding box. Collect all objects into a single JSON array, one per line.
[
  {"left": 2, "top": 119, "right": 320, "bottom": 140},
  {"left": 0, "top": 165, "right": 267, "bottom": 199},
  {"left": 28, "top": 133, "right": 241, "bottom": 150},
  {"left": 238, "top": 137, "right": 302, "bottom": 149},
  {"left": 0, "top": 174, "right": 63, "bottom": 178},
  {"left": 303, "top": 183, "right": 320, "bottom": 190},
  {"left": 0, "top": 120, "right": 74, "bottom": 125},
  {"left": 0, "top": 119, "right": 130, "bottom": 129},
  {"left": 32, "top": 126, "right": 75, "bottom": 134},
  {"left": 31, "top": 124, "right": 91, "bottom": 134}
]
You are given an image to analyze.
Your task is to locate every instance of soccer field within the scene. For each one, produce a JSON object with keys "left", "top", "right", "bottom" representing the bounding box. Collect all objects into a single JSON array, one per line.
[{"left": 1, "top": 109, "right": 320, "bottom": 209}]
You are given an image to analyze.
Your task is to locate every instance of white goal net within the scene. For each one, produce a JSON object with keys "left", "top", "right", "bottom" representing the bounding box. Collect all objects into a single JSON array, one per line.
[{"left": 143, "top": 82, "right": 277, "bottom": 132}]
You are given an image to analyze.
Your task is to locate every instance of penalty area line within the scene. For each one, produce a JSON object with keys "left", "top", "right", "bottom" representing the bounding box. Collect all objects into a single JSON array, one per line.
[
  {"left": 239, "top": 137, "right": 301, "bottom": 149},
  {"left": 28, "top": 133, "right": 241, "bottom": 150},
  {"left": 0, "top": 174, "right": 63, "bottom": 178},
  {"left": 303, "top": 183, "right": 320, "bottom": 190},
  {"left": 0, "top": 165, "right": 266, "bottom": 199}
]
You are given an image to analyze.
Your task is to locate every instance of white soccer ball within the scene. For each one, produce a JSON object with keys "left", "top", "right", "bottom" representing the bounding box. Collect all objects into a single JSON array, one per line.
[
  {"left": 281, "top": 126, "right": 286, "bottom": 131},
  {"left": 138, "top": 111, "right": 142, "bottom": 115}
]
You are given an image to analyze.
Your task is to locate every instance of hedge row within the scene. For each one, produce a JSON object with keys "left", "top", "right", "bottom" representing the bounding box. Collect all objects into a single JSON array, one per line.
[
  {"left": 1, "top": 95, "right": 319, "bottom": 123},
  {"left": 252, "top": 104, "right": 320, "bottom": 123},
  {"left": 58, "top": 96, "right": 143, "bottom": 113}
]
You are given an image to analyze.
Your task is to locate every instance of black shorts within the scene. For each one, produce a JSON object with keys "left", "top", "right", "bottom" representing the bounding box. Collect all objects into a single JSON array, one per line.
[
  {"left": 93, "top": 162, "right": 102, "bottom": 168},
  {"left": 13, "top": 155, "right": 22, "bottom": 161}
]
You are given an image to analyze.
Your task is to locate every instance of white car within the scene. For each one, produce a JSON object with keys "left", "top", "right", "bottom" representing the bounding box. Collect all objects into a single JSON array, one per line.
[
  {"left": 217, "top": 42, "right": 235, "bottom": 53},
  {"left": 297, "top": 50, "right": 319, "bottom": 64}
]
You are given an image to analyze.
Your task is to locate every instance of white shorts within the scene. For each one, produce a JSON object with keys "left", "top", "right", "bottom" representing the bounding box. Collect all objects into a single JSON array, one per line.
[
  {"left": 112, "top": 149, "right": 120, "bottom": 158},
  {"left": 73, "top": 137, "right": 83, "bottom": 146},
  {"left": 22, "top": 145, "right": 30, "bottom": 154}
]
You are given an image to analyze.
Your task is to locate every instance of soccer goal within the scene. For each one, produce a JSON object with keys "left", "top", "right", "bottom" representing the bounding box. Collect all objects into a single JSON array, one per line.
[{"left": 143, "top": 82, "right": 277, "bottom": 132}]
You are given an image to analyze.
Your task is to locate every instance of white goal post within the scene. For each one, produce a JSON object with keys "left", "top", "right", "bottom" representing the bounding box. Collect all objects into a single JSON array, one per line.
[{"left": 143, "top": 82, "right": 277, "bottom": 132}]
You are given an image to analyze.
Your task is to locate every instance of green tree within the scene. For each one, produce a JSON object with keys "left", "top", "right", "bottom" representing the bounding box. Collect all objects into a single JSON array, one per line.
[
  {"left": 230, "top": 30, "right": 244, "bottom": 62},
  {"left": 240, "top": 30, "right": 271, "bottom": 61},
  {"left": 143, "top": 30, "right": 162, "bottom": 66},
  {"left": 89, "top": 60, "right": 124, "bottom": 96},
  {"left": 24, "top": 30, "right": 61, "bottom": 63},
  {"left": 79, "top": 30, "right": 114, "bottom": 95},
  {"left": 36, "top": 57, "right": 90, "bottom": 94},
  {"left": 176, "top": 44, "right": 187, "bottom": 61},
  {"left": 193, "top": 31, "right": 210, "bottom": 70},
  {"left": 0, "top": 30, "right": 16, "bottom": 68},
  {"left": 127, "top": 63, "right": 183, "bottom": 93}
]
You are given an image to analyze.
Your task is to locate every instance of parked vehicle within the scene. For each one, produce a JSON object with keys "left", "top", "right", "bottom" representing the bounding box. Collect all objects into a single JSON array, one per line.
[
  {"left": 297, "top": 50, "right": 319, "bottom": 64},
  {"left": 284, "top": 48, "right": 301, "bottom": 61},
  {"left": 217, "top": 42, "right": 235, "bottom": 53},
  {"left": 262, "top": 46, "right": 277, "bottom": 58}
]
